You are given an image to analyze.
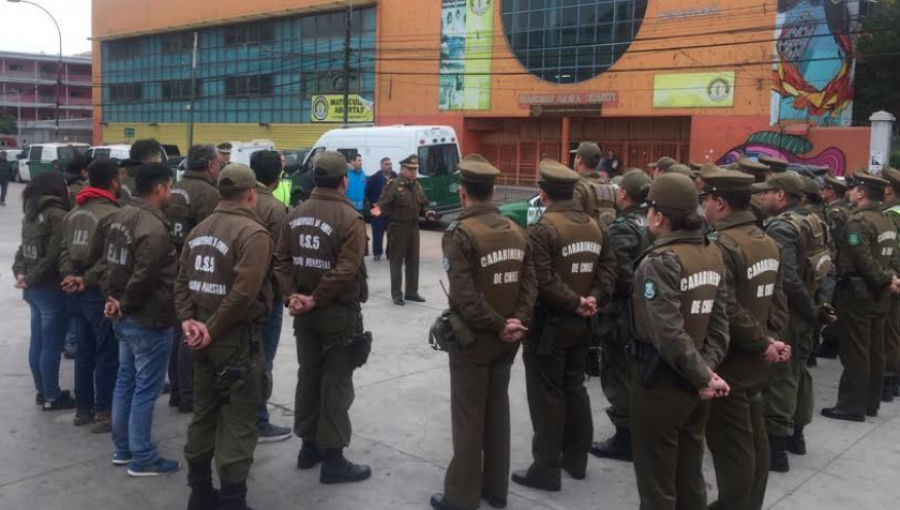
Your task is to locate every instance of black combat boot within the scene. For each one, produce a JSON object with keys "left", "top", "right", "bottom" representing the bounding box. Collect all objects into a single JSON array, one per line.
[
  {"left": 320, "top": 449, "right": 371, "bottom": 484},
  {"left": 219, "top": 482, "right": 253, "bottom": 510},
  {"left": 186, "top": 459, "right": 219, "bottom": 510},
  {"left": 589, "top": 427, "right": 633, "bottom": 462},
  {"left": 296, "top": 440, "right": 323, "bottom": 469},
  {"left": 882, "top": 377, "right": 895, "bottom": 403},
  {"left": 510, "top": 468, "right": 561, "bottom": 492},
  {"left": 769, "top": 435, "right": 790, "bottom": 473},
  {"left": 786, "top": 425, "right": 806, "bottom": 455}
]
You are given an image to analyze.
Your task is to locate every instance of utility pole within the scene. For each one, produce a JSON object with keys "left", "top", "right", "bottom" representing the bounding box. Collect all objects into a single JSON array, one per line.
[
  {"left": 187, "top": 31, "right": 199, "bottom": 149},
  {"left": 342, "top": 1, "right": 353, "bottom": 126}
]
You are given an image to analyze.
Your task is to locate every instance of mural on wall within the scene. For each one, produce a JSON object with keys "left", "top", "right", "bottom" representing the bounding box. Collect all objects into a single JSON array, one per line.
[
  {"left": 438, "top": 0, "right": 494, "bottom": 111},
  {"left": 717, "top": 131, "right": 848, "bottom": 176},
  {"left": 771, "top": 0, "right": 858, "bottom": 126}
]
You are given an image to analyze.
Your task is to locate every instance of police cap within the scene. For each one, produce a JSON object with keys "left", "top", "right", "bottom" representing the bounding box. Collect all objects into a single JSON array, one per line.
[
  {"left": 538, "top": 159, "right": 579, "bottom": 186},
  {"left": 800, "top": 176, "right": 821, "bottom": 197},
  {"left": 458, "top": 153, "right": 500, "bottom": 183},
  {"left": 620, "top": 168, "right": 651, "bottom": 200},
  {"left": 688, "top": 161, "right": 704, "bottom": 172},
  {"left": 738, "top": 157, "right": 771, "bottom": 175},
  {"left": 218, "top": 163, "right": 257, "bottom": 190},
  {"left": 664, "top": 164, "right": 696, "bottom": 180},
  {"left": 314, "top": 151, "right": 349, "bottom": 179},
  {"left": 399, "top": 154, "right": 419, "bottom": 169},
  {"left": 758, "top": 154, "right": 790, "bottom": 172},
  {"left": 852, "top": 169, "right": 889, "bottom": 190},
  {"left": 882, "top": 167, "right": 900, "bottom": 190},
  {"left": 575, "top": 142, "right": 602, "bottom": 162},
  {"left": 698, "top": 166, "right": 754, "bottom": 193},
  {"left": 647, "top": 157, "right": 677, "bottom": 171},
  {"left": 217, "top": 142, "right": 233, "bottom": 154},
  {"left": 646, "top": 173, "right": 698, "bottom": 211},
  {"left": 750, "top": 172, "right": 804, "bottom": 196}
]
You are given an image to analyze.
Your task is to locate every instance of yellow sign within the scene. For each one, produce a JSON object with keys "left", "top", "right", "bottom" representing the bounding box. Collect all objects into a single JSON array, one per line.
[
  {"left": 311, "top": 94, "right": 374, "bottom": 123},
  {"left": 653, "top": 72, "right": 735, "bottom": 108}
]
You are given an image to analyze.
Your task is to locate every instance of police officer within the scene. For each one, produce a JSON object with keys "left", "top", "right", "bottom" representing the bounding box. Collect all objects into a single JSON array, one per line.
[
  {"left": 818, "top": 174, "right": 853, "bottom": 359},
  {"left": 755, "top": 172, "right": 827, "bottom": 472},
  {"left": 217, "top": 142, "right": 233, "bottom": 166},
  {"left": 166, "top": 143, "right": 222, "bottom": 414},
  {"left": 275, "top": 151, "right": 371, "bottom": 484},
  {"left": 511, "top": 160, "right": 615, "bottom": 492},
  {"left": 120, "top": 139, "right": 164, "bottom": 205},
  {"left": 60, "top": 158, "right": 122, "bottom": 433},
  {"left": 431, "top": 154, "right": 537, "bottom": 510},
  {"left": 630, "top": 173, "right": 731, "bottom": 510},
  {"left": 647, "top": 156, "right": 677, "bottom": 179},
  {"left": 176, "top": 164, "right": 273, "bottom": 510},
  {"left": 572, "top": 142, "right": 617, "bottom": 226},
  {"left": 801, "top": 177, "right": 827, "bottom": 224},
  {"left": 881, "top": 167, "right": 900, "bottom": 400},
  {"left": 373, "top": 155, "right": 434, "bottom": 305},
  {"left": 701, "top": 167, "right": 791, "bottom": 510},
  {"left": 591, "top": 168, "right": 651, "bottom": 462},
  {"left": 822, "top": 170, "right": 900, "bottom": 422}
]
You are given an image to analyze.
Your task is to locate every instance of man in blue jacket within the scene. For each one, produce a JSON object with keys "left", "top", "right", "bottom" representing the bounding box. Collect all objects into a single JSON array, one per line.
[
  {"left": 365, "top": 158, "right": 397, "bottom": 261},
  {"left": 346, "top": 155, "right": 367, "bottom": 212}
]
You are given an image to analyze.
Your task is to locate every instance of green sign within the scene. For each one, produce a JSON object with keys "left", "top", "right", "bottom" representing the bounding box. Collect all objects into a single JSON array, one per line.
[{"left": 124, "top": 127, "right": 135, "bottom": 138}]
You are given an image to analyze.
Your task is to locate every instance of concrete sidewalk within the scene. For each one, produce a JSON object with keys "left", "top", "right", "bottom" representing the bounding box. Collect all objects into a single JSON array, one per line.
[{"left": 0, "top": 181, "right": 898, "bottom": 510}]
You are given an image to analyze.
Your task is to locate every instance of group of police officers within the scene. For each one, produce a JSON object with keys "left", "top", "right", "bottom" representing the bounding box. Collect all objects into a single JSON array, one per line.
[{"left": 15, "top": 135, "right": 900, "bottom": 510}]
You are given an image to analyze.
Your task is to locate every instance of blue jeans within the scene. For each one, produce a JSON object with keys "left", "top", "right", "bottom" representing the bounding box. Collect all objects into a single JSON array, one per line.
[
  {"left": 72, "top": 289, "right": 118, "bottom": 413},
  {"left": 24, "top": 286, "right": 68, "bottom": 401},
  {"left": 112, "top": 317, "right": 173, "bottom": 466},
  {"left": 371, "top": 217, "right": 388, "bottom": 257},
  {"left": 258, "top": 297, "right": 284, "bottom": 425}
]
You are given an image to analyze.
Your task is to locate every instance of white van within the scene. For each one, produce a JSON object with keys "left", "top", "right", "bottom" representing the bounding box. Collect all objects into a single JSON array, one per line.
[
  {"left": 225, "top": 140, "right": 276, "bottom": 167},
  {"left": 302, "top": 125, "right": 462, "bottom": 217},
  {"left": 16, "top": 143, "right": 89, "bottom": 182}
]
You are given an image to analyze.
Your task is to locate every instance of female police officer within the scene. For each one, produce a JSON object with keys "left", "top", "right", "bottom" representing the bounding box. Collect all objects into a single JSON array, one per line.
[{"left": 629, "top": 172, "right": 731, "bottom": 510}]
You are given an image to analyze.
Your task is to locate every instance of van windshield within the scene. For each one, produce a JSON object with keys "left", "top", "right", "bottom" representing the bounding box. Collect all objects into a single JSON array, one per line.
[
  {"left": 418, "top": 144, "right": 459, "bottom": 178},
  {"left": 58, "top": 146, "right": 88, "bottom": 160}
]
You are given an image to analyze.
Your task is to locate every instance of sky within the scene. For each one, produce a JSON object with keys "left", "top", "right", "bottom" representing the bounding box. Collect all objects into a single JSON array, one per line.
[{"left": 0, "top": 0, "right": 92, "bottom": 56}]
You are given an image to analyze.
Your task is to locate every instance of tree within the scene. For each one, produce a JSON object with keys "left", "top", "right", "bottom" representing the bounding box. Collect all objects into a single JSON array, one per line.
[
  {"left": 853, "top": 0, "right": 900, "bottom": 123},
  {"left": 0, "top": 111, "right": 16, "bottom": 135}
]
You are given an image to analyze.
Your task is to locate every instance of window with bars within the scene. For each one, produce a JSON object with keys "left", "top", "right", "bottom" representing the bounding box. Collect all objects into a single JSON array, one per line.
[
  {"left": 110, "top": 83, "right": 143, "bottom": 102},
  {"left": 224, "top": 74, "right": 274, "bottom": 98},
  {"left": 224, "top": 22, "right": 276, "bottom": 46},
  {"left": 162, "top": 79, "right": 201, "bottom": 100},
  {"left": 163, "top": 32, "right": 195, "bottom": 53}
]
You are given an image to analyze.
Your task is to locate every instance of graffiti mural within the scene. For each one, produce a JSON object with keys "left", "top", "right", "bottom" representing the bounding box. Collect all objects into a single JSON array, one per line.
[
  {"left": 772, "top": 0, "right": 859, "bottom": 126},
  {"left": 717, "top": 131, "right": 847, "bottom": 176}
]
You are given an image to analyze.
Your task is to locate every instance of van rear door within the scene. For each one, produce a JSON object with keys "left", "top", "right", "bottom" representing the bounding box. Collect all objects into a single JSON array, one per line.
[{"left": 417, "top": 143, "right": 461, "bottom": 217}]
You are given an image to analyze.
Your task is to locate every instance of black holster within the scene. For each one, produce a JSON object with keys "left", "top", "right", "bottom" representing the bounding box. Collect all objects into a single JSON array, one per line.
[{"left": 348, "top": 331, "right": 373, "bottom": 368}]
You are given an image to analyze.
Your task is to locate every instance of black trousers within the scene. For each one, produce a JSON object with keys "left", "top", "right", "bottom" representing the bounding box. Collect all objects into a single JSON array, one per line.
[{"left": 0, "top": 179, "right": 9, "bottom": 204}]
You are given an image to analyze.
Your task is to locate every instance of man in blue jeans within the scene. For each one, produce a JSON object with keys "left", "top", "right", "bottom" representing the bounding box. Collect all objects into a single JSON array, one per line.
[
  {"left": 365, "top": 157, "right": 397, "bottom": 261},
  {"left": 60, "top": 158, "right": 123, "bottom": 433},
  {"left": 101, "top": 163, "right": 180, "bottom": 477}
]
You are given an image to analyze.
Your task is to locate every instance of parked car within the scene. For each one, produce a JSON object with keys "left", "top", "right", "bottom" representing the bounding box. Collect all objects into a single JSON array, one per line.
[
  {"left": 499, "top": 194, "right": 544, "bottom": 229},
  {"left": 16, "top": 143, "right": 89, "bottom": 182}
]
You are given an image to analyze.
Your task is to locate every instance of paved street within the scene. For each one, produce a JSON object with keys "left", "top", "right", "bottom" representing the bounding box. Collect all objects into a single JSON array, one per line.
[{"left": 0, "top": 181, "right": 898, "bottom": 510}]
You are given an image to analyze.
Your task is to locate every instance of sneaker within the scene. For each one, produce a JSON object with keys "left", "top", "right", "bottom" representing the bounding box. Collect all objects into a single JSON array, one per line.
[
  {"left": 127, "top": 457, "right": 181, "bottom": 477},
  {"left": 73, "top": 410, "right": 95, "bottom": 427},
  {"left": 258, "top": 422, "right": 292, "bottom": 444},
  {"left": 43, "top": 390, "right": 76, "bottom": 411},
  {"left": 112, "top": 451, "right": 133, "bottom": 466}
]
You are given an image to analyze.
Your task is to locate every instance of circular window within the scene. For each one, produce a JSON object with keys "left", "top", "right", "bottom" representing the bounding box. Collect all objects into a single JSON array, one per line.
[{"left": 502, "top": 0, "right": 649, "bottom": 84}]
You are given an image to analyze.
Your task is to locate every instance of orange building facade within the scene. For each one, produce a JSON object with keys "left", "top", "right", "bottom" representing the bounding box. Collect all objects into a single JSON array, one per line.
[{"left": 93, "top": 0, "right": 870, "bottom": 182}]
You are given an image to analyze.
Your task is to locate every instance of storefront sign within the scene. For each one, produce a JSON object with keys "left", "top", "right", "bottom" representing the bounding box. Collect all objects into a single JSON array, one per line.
[
  {"left": 652, "top": 72, "right": 735, "bottom": 108},
  {"left": 310, "top": 94, "right": 374, "bottom": 123},
  {"left": 518, "top": 92, "right": 619, "bottom": 108},
  {"left": 438, "top": 0, "right": 494, "bottom": 111}
]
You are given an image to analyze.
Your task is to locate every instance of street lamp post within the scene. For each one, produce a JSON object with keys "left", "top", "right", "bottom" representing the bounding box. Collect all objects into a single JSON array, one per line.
[{"left": 7, "top": 0, "right": 63, "bottom": 139}]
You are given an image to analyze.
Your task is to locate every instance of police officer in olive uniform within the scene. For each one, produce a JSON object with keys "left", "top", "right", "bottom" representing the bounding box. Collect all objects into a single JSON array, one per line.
[
  {"left": 274, "top": 151, "right": 371, "bottom": 484},
  {"left": 817, "top": 174, "right": 853, "bottom": 359},
  {"left": 572, "top": 142, "right": 617, "bottom": 226},
  {"left": 511, "top": 160, "right": 616, "bottom": 492},
  {"left": 647, "top": 157, "right": 677, "bottom": 179},
  {"left": 167, "top": 143, "right": 223, "bottom": 413},
  {"left": 175, "top": 164, "right": 273, "bottom": 510},
  {"left": 701, "top": 167, "right": 791, "bottom": 510},
  {"left": 120, "top": 139, "right": 164, "bottom": 206},
  {"left": 591, "top": 169, "right": 652, "bottom": 462},
  {"left": 738, "top": 157, "right": 773, "bottom": 226},
  {"left": 431, "top": 154, "right": 537, "bottom": 510},
  {"left": 374, "top": 155, "right": 434, "bottom": 305},
  {"left": 822, "top": 170, "right": 900, "bottom": 422},
  {"left": 755, "top": 172, "right": 829, "bottom": 472},
  {"left": 881, "top": 167, "right": 900, "bottom": 400},
  {"left": 630, "top": 173, "right": 731, "bottom": 510}
]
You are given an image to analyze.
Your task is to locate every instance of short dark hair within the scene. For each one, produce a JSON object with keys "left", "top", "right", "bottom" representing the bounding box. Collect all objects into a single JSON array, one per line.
[
  {"left": 380, "top": 157, "right": 391, "bottom": 165},
  {"left": 539, "top": 180, "right": 575, "bottom": 201},
  {"left": 135, "top": 163, "right": 172, "bottom": 197},
  {"left": 130, "top": 139, "right": 162, "bottom": 163},
  {"left": 710, "top": 190, "right": 751, "bottom": 211},
  {"left": 656, "top": 207, "right": 704, "bottom": 231},
  {"left": 187, "top": 144, "right": 218, "bottom": 172},
  {"left": 315, "top": 175, "right": 344, "bottom": 189},
  {"left": 581, "top": 153, "right": 601, "bottom": 170},
  {"left": 462, "top": 180, "right": 494, "bottom": 201},
  {"left": 860, "top": 184, "right": 885, "bottom": 202},
  {"left": 65, "top": 155, "right": 92, "bottom": 176},
  {"left": 88, "top": 158, "right": 121, "bottom": 190},
  {"left": 350, "top": 154, "right": 362, "bottom": 163},
  {"left": 250, "top": 150, "right": 283, "bottom": 186}
]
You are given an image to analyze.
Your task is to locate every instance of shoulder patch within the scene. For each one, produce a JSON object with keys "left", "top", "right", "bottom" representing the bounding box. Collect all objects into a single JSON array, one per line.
[
  {"left": 848, "top": 232, "right": 860, "bottom": 246},
  {"left": 643, "top": 278, "right": 658, "bottom": 301}
]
